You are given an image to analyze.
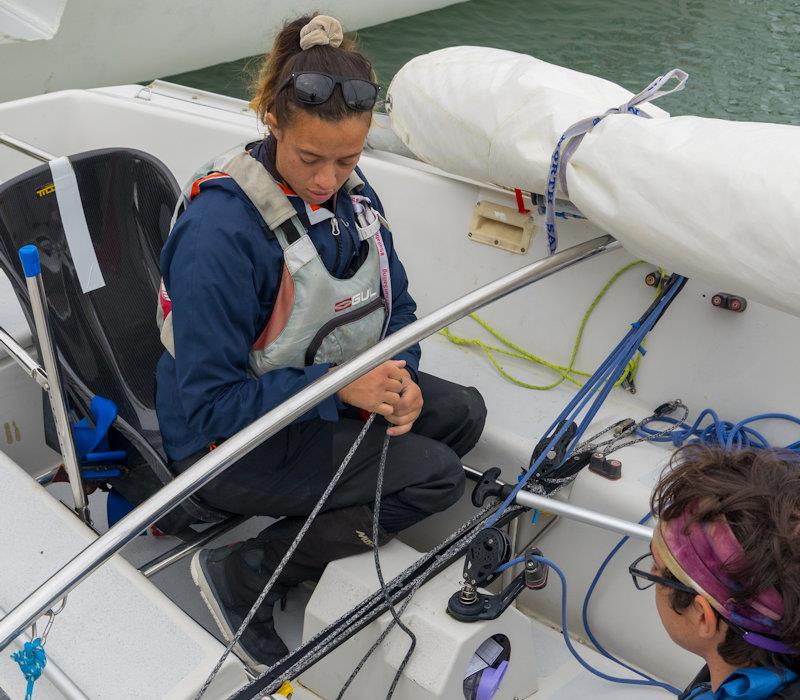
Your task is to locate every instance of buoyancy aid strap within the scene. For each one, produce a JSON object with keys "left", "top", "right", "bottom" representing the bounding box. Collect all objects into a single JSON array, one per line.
[
  {"left": 281, "top": 230, "right": 318, "bottom": 276},
  {"left": 374, "top": 231, "right": 393, "bottom": 339},
  {"left": 344, "top": 170, "right": 365, "bottom": 193},
  {"left": 275, "top": 218, "right": 305, "bottom": 246},
  {"left": 272, "top": 216, "right": 311, "bottom": 256},
  {"left": 356, "top": 217, "right": 381, "bottom": 241},
  {"left": 375, "top": 211, "right": 392, "bottom": 232},
  {"left": 350, "top": 194, "right": 393, "bottom": 337},
  {"left": 222, "top": 152, "right": 297, "bottom": 230}
]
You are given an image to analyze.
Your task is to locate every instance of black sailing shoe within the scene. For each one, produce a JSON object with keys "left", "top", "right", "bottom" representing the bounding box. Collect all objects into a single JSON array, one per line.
[
  {"left": 190, "top": 546, "right": 289, "bottom": 671},
  {"left": 192, "top": 506, "right": 395, "bottom": 672}
]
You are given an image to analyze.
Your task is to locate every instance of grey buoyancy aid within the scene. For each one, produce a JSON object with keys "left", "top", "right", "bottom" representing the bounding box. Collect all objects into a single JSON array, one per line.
[{"left": 157, "top": 144, "right": 392, "bottom": 375}]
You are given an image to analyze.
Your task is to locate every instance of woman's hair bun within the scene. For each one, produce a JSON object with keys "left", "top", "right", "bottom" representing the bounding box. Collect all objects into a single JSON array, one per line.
[{"left": 299, "top": 15, "right": 344, "bottom": 50}]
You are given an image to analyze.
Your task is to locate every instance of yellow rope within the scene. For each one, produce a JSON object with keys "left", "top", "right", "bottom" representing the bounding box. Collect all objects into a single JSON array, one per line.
[{"left": 440, "top": 260, "right": 658, "bottom": 391}]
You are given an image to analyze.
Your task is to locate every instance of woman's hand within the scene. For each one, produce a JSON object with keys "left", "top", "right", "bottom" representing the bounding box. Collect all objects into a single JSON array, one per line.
[
  {"left": 385, "top": 369, "right": 423, "bottom": 437},
  {"left": 337, "top": 360, "right": 406, "bottom": 418}
]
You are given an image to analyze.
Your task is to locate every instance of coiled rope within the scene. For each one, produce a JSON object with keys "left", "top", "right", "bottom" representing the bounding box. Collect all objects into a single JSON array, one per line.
[{"left": 441, "top": 260, "right": 658, "bottom": 391}]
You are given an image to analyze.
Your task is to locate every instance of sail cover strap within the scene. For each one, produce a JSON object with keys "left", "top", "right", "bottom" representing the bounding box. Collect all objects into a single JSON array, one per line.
[{"left": 544, "top": 69, "right": 688, "bottom": 255}]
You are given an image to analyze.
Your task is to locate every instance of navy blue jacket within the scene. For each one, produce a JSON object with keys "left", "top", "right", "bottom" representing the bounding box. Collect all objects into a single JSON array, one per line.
[{"left": 156, "top": 141, "right": 421, "bottom": 460}]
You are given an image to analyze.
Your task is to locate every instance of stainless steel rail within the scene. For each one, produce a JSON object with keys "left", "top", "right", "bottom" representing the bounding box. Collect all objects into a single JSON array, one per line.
[
  {"left": 25, "top": 268, "right": 90, "bottom": 524},
  {"left": 0, "top": 325, "right": 49, "bottom": 390},
  {"left": 0, "top": 235, "right": 618, "bottom": 651},
  {"left": 0, "top": 603, "right": 88, "bottom": 700},
  {"left": 35, "top": 465, "right": 61, "bottom": 486},
  {"left": 0, "top": 133, "right": 55, "bottom": 162},
  {"left": 463, "top": 466, "right": 653, "bottom": 541},
  {"left": 139, "top": 515, "right": 248, "bottom": 578}
]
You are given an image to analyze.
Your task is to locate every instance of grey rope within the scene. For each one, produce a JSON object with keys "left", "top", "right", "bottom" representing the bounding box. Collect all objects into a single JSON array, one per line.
[
  {"left": 574, "top": 399, "right": 688, "bottom": 456},
  {"left": 259, "top": 512, "right": 500, "bottom": 699},
  {"left": 336, "top": 433, "right": 415, "bottom": 699},
  {"left": 196, "top": 413, "right": 378, "bottom": 699},
  {"left": 232, "top": 501, "right": 513, "bottom": 699},
  {"left": 337, "top": 574, "right": 423, "bottom": 699}
]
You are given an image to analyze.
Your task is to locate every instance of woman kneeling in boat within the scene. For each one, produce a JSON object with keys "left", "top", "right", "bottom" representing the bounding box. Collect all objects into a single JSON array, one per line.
[
  {"left": 154, "top": 14, "right": 486, "bottom": 668},
  {"left": 631, "top": 445, "right": 800, "bottom": 699}
]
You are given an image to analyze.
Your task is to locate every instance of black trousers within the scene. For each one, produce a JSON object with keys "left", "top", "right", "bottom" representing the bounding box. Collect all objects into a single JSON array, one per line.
[{"left": 174, "top": 372, "right": 486, "bottom": 533}]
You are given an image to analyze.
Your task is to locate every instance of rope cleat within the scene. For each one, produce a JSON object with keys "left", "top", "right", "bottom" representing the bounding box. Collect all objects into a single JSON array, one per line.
[
  {"left": 470, "top": 467, "right": 513, "bottom": 507},
  {"left": 644, "top": 269, "right": 663, "bottom": 288},
  {"left": 588, "top": 452, "right": 622, "bottom": 480},
  {"left": 525, "top": 420, "right": 577, "bottom": 482},
  {"left": 524, "top": 549, "right": 549, "bottom": 590}
]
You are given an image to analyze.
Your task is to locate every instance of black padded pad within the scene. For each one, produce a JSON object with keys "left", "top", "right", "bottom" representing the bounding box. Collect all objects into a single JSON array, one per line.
[{"left": 0, "top": 148, "right": 177, "bottom": 453}]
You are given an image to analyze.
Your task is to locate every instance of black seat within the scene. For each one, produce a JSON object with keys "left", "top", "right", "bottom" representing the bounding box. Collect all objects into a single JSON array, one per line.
[{"left": 0, "top": 147, "right": 232, "bottom": 533}]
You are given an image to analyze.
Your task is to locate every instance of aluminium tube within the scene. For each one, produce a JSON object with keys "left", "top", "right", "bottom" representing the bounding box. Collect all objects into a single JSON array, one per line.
[
  {"left": 21, "top": 247, "right": 89, "bottom": 524},
  {"left": 0, "top": 133, "right": 56, "bottom": 162},
  {"left": 0, "top": 234, "right": 618, "bottom": 651},
  {"left": 463, "top": 465, "right": 653, "bottom": 541}
]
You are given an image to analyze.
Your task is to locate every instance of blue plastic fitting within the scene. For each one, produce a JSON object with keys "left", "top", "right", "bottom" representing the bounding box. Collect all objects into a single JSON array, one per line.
[
  {"left": 83, "top": 450, "right": 127, "bottom": 463},
  {"left": 18, "top": 244, "right": 41, "bottom": 278}
]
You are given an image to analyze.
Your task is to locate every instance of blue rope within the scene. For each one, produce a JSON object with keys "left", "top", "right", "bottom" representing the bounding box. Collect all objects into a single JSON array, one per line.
[
  {"left": 11, "top": 638, "right": 47, "bottom": 700},
  {"left": 636, "top": 410, "right": 800, "bottom": 451},
  {"left": 483, "top": 276, "right": 686, "bottom": 530},
  {"left": 578, "top": 514, "right": 683, "bottom": 694},
  {"left": 498, "top": 554, "right": 680, "bottom": 695},
  {"left": 484, "top": 279, "right": 687, "bottom": 692}
]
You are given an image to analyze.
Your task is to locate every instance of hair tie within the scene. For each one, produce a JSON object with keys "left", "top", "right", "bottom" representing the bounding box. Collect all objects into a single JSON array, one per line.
[{"left": 299, "top": 15, "right": 344, "bottom": 51}]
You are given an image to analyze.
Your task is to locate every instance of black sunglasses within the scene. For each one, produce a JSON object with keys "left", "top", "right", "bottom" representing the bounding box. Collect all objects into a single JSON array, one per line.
[
  {"left": 629, "top": 553, "right": 697, "bottom": 594},
  {"left": 278, "top": 72, "right": 379, "bottom": 112}
]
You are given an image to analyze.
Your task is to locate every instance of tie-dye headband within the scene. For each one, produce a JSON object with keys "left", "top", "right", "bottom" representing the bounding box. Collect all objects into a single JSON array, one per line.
[{"left": 652, "top": 503, "right": 797, "bottom": 655}]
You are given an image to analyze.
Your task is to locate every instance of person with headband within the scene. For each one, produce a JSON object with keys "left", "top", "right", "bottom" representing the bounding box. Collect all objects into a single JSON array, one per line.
[
  {"left": 629, "top": 445, "right": 800, "bottom": 699},
  {"left": 154, "top": 14, "right": 486, "bottom": 669}
]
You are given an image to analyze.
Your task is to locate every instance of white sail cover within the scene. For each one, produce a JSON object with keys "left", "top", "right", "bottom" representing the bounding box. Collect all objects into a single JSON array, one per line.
[{"left": 388, "top": 46, "right": 800, "bottom": 316}]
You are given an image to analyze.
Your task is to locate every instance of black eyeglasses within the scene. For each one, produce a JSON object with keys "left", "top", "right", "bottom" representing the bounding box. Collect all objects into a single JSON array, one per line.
[
  {"left": 278, "top": 72, "right": 379, "bottom": 112},
  {"left": 629, "top": 553, "right": 697, "bottom": 594}
]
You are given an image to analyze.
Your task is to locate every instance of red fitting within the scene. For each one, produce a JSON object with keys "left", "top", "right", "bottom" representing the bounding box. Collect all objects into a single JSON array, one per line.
[
  {"left": 711, "top": 293, "right": 727, "bottom": 308},
  {"left": 711, "top": 293, "right": 747, "bottom": 312},
  {"left": 514, "top": 188, "right": 531, "bottom": 214}
]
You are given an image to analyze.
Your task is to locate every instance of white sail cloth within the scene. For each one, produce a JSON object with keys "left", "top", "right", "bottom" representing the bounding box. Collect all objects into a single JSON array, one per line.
[{"left": 387, "top": 46, "right": 800, "bottom": 316}]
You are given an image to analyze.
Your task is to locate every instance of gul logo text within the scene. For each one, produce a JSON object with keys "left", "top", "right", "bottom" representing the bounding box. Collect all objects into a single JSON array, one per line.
[{"left": 334, "top": 289, "right": 377, "bottom": 313}]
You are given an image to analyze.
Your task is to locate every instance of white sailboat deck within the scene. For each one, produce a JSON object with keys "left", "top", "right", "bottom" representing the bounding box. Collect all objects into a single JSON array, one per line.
[{"left": 1, "top": 81, "right": 797, "bottom": 698}]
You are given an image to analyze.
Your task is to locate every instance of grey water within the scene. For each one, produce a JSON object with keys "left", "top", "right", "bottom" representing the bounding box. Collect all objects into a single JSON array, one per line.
[{"left": 163, "top": 0, "right": 800, "bottom": 125}]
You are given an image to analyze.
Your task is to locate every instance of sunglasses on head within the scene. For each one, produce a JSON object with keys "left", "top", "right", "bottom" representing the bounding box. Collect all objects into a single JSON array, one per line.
[{"left": 278, "top": 71, "right": 379, "bottom": 112}]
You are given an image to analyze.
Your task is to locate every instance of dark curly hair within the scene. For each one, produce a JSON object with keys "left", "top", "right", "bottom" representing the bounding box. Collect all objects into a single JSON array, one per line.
[{"left": 651, "top": 444, "right": 800, "bottom": 671}]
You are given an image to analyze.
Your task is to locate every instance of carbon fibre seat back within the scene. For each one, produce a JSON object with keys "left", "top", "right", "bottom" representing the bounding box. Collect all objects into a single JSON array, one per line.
[{"left": 0, "top": 148, "right": 230, "bottom": 528}]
